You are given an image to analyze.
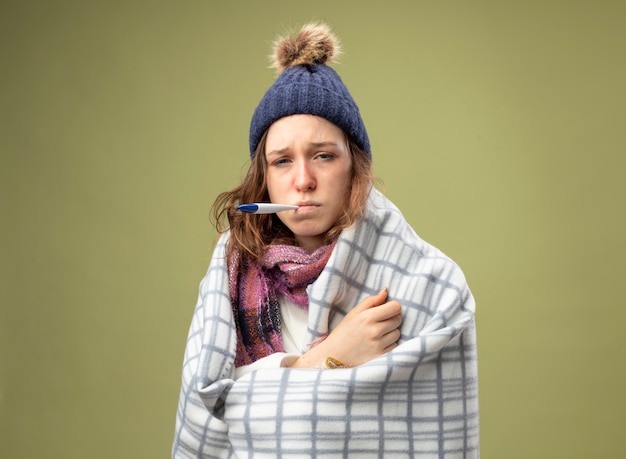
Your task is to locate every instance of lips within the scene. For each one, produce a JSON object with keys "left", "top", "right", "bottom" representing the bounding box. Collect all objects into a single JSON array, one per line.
[{"left": 295, "top": 202, "right": 320, "bottom": 214}]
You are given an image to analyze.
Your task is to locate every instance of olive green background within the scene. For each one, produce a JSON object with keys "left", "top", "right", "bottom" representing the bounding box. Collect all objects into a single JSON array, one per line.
[{"left": 1, "top": 1, "right": 624, "bottom": 458}]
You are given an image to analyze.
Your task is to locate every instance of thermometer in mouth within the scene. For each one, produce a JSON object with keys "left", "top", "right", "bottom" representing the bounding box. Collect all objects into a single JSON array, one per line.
[{"left": 236, "top": 203, "right": 299, "bottom": 214}]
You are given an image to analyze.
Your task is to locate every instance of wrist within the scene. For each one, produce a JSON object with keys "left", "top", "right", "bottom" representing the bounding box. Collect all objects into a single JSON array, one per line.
[
  {"left": 287, "top": 354, "right": 348, "bottom": 369},
  {"left": 322, "top": 356, "right": 347, "bottom": 369}
]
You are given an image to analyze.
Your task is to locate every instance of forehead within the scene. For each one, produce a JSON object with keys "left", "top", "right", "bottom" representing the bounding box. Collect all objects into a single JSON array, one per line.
[{"left": 265, "top": 115, "right": 346, "bottom": 151}]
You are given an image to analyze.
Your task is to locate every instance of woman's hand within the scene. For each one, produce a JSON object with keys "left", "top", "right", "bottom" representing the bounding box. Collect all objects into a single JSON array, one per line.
[{"left": 290, "top": 288, "right": 402, "bottom": 369}]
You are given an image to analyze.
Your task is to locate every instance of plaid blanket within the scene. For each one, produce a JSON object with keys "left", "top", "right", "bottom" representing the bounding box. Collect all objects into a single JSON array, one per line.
[{"left": 172, "top": 188, "right": 479, "bottom": 458}]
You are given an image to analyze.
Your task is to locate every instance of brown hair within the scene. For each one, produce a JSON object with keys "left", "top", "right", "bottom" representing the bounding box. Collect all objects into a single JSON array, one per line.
[{"left": 211, "top": 133, "right": 374, "bottom": 263}]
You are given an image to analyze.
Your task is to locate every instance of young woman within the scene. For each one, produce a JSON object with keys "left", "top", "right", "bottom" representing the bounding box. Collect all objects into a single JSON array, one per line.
[{"left": 173, "top": 23, "right": 478, "bottom": 458}]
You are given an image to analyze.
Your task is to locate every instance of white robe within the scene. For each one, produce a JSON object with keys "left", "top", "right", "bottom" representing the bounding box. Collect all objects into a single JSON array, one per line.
[{"left": 234, "top": 297, "right": 306, "bottom": 379}]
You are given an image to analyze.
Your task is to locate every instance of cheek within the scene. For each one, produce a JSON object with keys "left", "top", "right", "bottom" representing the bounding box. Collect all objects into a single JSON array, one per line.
[
  {"left": 335, "top": 169, "right": 353, "bottom": 195},
  {"left": 267, "top": 183, "right": 286, "bottom": 202},
  {"left": 265, "top": 172, "right": 281, "bottom": 199}
]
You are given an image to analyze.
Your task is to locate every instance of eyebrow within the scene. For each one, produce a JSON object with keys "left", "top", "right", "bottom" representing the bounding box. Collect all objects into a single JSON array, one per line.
[{"left": 266, "top": 141, "right": 341, "bottom": 157}]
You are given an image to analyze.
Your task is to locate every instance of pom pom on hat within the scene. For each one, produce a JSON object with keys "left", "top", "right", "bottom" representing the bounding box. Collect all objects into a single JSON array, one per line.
[
  {"left": 249, "top": 23, "right": 371, "bottom": 158},
  {"left": 270, "top": 22, "right": 341, "bottom": 73}
]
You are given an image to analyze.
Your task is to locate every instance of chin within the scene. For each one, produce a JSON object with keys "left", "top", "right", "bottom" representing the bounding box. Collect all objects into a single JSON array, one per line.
[{"left": 291, "top": 227, "right": 329, "bottom": 241}]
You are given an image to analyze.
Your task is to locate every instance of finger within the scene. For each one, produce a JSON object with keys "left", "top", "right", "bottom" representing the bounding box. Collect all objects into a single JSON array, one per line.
[
  {"left": 377, "top": 313, "right": 402, "bottom": 336},
  {"left": 369, "top": 300, "right": 402, "bottom": 321},
  {"left": 381, "top": 328, "right": 401, "bottom": 349},
  {"left": 351, "top": 287, "right": 389, "bottom": 313},
  {"left": 382, "top": 340, "right": 399, "bottom": 354}
]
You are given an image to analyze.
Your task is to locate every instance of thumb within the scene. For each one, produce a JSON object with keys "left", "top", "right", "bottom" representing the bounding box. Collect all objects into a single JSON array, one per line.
[
  {"left": 376, "top": 287, "right": 389, "bottom": 301},
  {"left": 353, "top": 287, "right": 389, "bottom": 312}
]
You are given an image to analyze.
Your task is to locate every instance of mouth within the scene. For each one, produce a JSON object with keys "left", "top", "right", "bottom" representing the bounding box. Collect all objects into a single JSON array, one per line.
[{"left": 295, "top": 202, "right": 320, "bottom": 214}]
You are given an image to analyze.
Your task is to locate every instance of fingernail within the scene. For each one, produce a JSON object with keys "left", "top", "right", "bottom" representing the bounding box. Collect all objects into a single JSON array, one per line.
[{"left": 378, "top": 287, "right": 388, "bottom": 295}]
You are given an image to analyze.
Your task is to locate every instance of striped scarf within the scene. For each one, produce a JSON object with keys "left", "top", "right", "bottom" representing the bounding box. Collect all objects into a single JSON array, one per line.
[{"left": 228, "top": 242, "right": 335, "bottom": 367}]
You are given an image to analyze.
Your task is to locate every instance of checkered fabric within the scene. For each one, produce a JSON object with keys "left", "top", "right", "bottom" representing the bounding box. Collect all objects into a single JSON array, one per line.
[{"left": 172, "top": 188, "right": 479, "bottom": 458}]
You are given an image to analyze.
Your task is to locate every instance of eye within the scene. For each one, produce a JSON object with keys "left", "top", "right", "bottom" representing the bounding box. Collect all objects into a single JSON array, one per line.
[
  {"left": 315, "top": 152, "right": 335, "bottom": 161},
  {"left": 271, "top": 157, "right": 291, "bottom": 167}
]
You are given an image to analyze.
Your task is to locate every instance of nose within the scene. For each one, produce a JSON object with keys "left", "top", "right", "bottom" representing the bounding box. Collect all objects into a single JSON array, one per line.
[{"left": 294, "top": 160, "right": 316, "bottom": 191}]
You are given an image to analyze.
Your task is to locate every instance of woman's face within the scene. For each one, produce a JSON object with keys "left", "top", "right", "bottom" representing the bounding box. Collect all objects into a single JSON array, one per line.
[{"left": 265, "top": 114, "right": 353, "bottom": 251}]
